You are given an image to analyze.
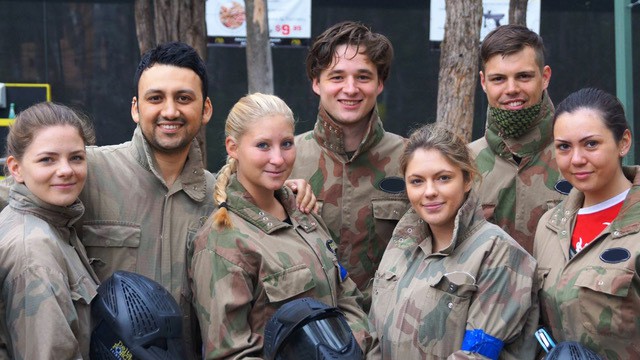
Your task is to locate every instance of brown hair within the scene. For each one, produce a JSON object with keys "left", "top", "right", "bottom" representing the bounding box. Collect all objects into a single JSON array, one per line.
[
  {"left": 400, "top": 123, "right": 479, "bottom": 185},
  {"left": 5, "top": 102, "right": 95, "bottom": 174},
  {"left": 480, "top": 24, "right": 546, "bottom": 71},
  {"left": 212, "top": 93, "right": 295, "bottom": 229},
  {"left": 306, "top": 21, "right": 394, "bottom": 82}
]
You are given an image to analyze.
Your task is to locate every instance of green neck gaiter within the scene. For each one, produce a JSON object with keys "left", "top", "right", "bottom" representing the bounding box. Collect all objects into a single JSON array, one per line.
[{"left": 489, "top": 100, "right": 543, "bottom": 139}]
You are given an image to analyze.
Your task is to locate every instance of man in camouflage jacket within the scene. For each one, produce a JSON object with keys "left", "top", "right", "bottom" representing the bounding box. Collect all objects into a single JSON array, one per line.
[
  {"left": 469, "top": 25, "right": 566, "bottom": 254},
  {"left": 80, "top": 125, "right": 216, "bottom": 355},
  {"left": 0, "top": 42, "right": 314, "bottom": 359},
  {"left": 290, "top": 22, "right": 409, "bottom": 311},
  {"left": 369, "top": 190, "right": 539, "bottom": 359},
  {"left": 534, "top": 166, "right": 640, "bottom": 359},
  {"left": 0, "top": 43, "right": 216, "bottom": 359},
  {"left": 79, "top": 42, "right": 217, "bottom": 359},
  {"left": 189, "top": 175, "right": 374, "bottom": 359}
]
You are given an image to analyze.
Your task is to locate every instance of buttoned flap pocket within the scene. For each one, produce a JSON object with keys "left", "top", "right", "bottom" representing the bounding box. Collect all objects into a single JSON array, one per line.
[
  {"left": 575, "top": 266, "right": 637, "bottom": 338},
  {"left": 262, "top": 264, "right": 315, "bottom": 303},
  {"left": 371, "top": 199, "right": 411, "bottom": 266},
  {"left": 82, "top": 222, "right": 141, "bottom": 248},
  {"left": 373, "top": 269, "right": 398, "bottom": 291},
  {"left": 423, "top": 273, "right": 476, "bottom": 357},
  {"left": 372, "top": 199, "right": 410, "bottom": 221},
  {"left": 430, "top": 271, "right": 478, "bottom": 299},
  {"left": 82, "top": 222, "right": 141, "bottom": 281},
  {"left": 370, "top": 270, "right": 398, "bottom": 329},
  {"left": 575, "top": 267, "right": 633, "bottom": 297}
]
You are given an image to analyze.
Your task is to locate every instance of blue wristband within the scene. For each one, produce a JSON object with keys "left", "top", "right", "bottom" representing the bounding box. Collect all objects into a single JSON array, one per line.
[{"left": 460, "top": 329, "right": 504, "bottom": 360}]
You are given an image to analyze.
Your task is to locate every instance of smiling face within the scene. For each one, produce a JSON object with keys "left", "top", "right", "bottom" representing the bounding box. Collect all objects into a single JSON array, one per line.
[
  {"left": 7, "top": 125, "right": 87, "bottom": 207},
  {"left": 554, "top": 108, "right": 631, "bottom": 206},
  {"left": 226, "top": 115, "right": 296, "bottom": 200},
  {"left": 132, "top": 64, "right": 212, "bottom": 157},
  {"left": 312, "top": 44, "right": 384, "bottom": 129},
  {"left": 480, "top": 46, "right": 551, "bottom": 110},
  {"left": 404, "top": 148, "right": 472, "bottom": 243}
]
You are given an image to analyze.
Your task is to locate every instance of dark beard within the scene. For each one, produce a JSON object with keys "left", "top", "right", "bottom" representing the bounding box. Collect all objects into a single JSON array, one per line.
[{"left": 141, "top": 116, "right": 200, "bottom": 154}]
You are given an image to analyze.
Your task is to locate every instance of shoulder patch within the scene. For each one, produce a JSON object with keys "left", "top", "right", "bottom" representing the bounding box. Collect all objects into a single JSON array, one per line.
[
  {"left": 599, "top": 247, "right": 631, "bottom": 264},
  {"left": 378, "top": 176, "right": 405, "bottom": 194},
  {"left": 554, "top": 180, "right": 573, "bottom": 195}
]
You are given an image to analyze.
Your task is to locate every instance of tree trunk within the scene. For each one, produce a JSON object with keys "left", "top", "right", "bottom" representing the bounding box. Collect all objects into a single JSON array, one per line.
[
  {"left": 134, "top": 0, "right": 208, "bottom": 167},
  {"left": 436, "top": 0, "right": 482, "bottom": 141},
  {"left": 509, "top": 0, "right": 528, "bottom": 25},
  {"left": 134, "top": 0, "right": 155, "bottom": 54},
  {"left": 244, "top": 0, "right": 274, "bottom": 94}
]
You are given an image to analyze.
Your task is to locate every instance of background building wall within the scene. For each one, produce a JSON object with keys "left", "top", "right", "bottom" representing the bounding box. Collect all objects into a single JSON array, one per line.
[{"left": 0, "top": 0, "right": 638, "bottom": 172}]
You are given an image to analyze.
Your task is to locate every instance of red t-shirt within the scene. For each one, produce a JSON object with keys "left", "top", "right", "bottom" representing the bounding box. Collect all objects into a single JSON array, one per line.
[{"left": 571, "top": 190, "right": 629, "bottom": 253}]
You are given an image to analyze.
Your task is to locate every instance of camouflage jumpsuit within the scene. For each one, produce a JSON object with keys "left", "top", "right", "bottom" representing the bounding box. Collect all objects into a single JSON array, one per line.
[
  {"left": 369, "top": 190, "right": 539, "bottom": 359},
  {"left": 188, "top": 175, "right": 374, "bottom": 359},
  {"left": 534, "top": 166, "right": 640, "bottom": 359},
  {"left": 77, "top": 127, "right": 217, "bottom": 358},
  {"left": 0, "top": 184, "right": 99, "bottom": 359},
  {"left": 469, "top": 91, "right": 566, "bottom": 254},
  {"left": 290, "top": 107, "right": 409, "bottom": 310}
]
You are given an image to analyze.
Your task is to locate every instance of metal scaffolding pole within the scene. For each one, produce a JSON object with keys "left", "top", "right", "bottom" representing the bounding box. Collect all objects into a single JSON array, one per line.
[{"left": 615, "top": 0, "right": 635, "bottom": 164}]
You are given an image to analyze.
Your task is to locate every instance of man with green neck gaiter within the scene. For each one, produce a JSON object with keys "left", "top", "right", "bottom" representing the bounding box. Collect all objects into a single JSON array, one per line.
[{"left": 469, "top": 24, "right": 568, "bottom": 255}]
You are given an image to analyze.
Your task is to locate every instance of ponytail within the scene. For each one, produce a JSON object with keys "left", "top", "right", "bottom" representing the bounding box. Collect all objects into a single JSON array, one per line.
[{"left": 211, "top": 157, "right": 237, "bottom": 229}]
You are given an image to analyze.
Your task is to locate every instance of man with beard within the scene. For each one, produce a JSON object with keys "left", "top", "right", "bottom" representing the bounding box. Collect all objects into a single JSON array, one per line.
[
  {"left": 469, "top": 25, "right": 568, "bottom": 254},
  {"left": 0, "top": 42, "right": 314, "bottom": 359}
]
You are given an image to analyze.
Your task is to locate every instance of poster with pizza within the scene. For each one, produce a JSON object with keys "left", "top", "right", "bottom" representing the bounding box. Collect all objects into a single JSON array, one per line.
[{"left": 207, "top": 0, "right": 311, "bottom": 47}]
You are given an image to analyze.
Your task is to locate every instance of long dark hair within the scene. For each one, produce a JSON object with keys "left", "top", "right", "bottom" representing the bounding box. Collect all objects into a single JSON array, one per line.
[{"left": 554, "top": 87, "right": 629, "bottom": 143}]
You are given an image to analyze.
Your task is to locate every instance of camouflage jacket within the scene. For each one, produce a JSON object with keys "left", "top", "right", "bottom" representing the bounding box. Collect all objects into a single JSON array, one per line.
[
  {"left": 0, "top": 183, "right": 99, "bottom": 359},
  {"left": 469, "top": 91, "right": 566, "bottom": 254},
  {"left": 534, "top": 166, "right": 640, "bottom": 359},
  {"left": 369, "top": 190, "right": 539, "bottom": 359},
  {"left": 290, "top": 107, "right": 409, "bottom": 310},
  {"left": 188, "top": 175, "right": 373, "bottom": 359},
  {"left": 78, "top": 126, "right": 217, "bottom": 359}
]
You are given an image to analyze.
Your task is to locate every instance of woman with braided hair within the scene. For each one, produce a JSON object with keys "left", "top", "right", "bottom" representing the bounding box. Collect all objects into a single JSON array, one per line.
[{"left": 188, "top": 93, "right": 374, "bottom": 359}]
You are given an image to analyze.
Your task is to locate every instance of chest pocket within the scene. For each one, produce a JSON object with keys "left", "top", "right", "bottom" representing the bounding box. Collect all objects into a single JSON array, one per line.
[
  {"left": 371, "top": 199, "right": 410, "bottom": 259},
  {"left": 81, "top": 222, "right": 141, "bottom": 282},
  {"left": 262, "top": 264, "right": 315, "bottom": 303},
  {"left": 370, "top": 270, "right": 398, "bottom": 331},
  {"left": 575, "top": 266, "right": 637, "bottom": 339},
  {"left": 372, "top": 199, "right": 409, "bottom": 221},
  {"left": 421, "top": 272, "right": 478, "bottom": 357}
]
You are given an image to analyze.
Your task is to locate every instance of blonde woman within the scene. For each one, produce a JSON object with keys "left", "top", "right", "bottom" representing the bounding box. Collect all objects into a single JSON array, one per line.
[{"left": 188, "top": 93, "right": 373, "bottom": 359}]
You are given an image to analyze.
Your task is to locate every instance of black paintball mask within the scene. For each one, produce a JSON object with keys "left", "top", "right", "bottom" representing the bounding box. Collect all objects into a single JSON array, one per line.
[
  {"left": 90, "top": 270, "right": 186, "bottom": 360},
  {"left": 263, "top": 297, "right": 363, "bottom": 360},
  {"left": 545, "top": 341, "right": 603, "bottom": 360}
]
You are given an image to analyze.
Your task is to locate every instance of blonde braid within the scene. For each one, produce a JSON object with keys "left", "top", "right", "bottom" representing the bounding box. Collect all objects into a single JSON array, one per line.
[
  {"left": 211, "top": 156, "right": 237, "bottom": 229},
  {"left": 211, "top": 92, "right": 295, "bottom": 229}
]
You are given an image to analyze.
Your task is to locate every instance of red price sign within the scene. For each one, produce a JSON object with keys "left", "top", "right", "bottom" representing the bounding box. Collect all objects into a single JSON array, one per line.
[{"left": 274, "top": 24, "right": 291, "bottom": 35}]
